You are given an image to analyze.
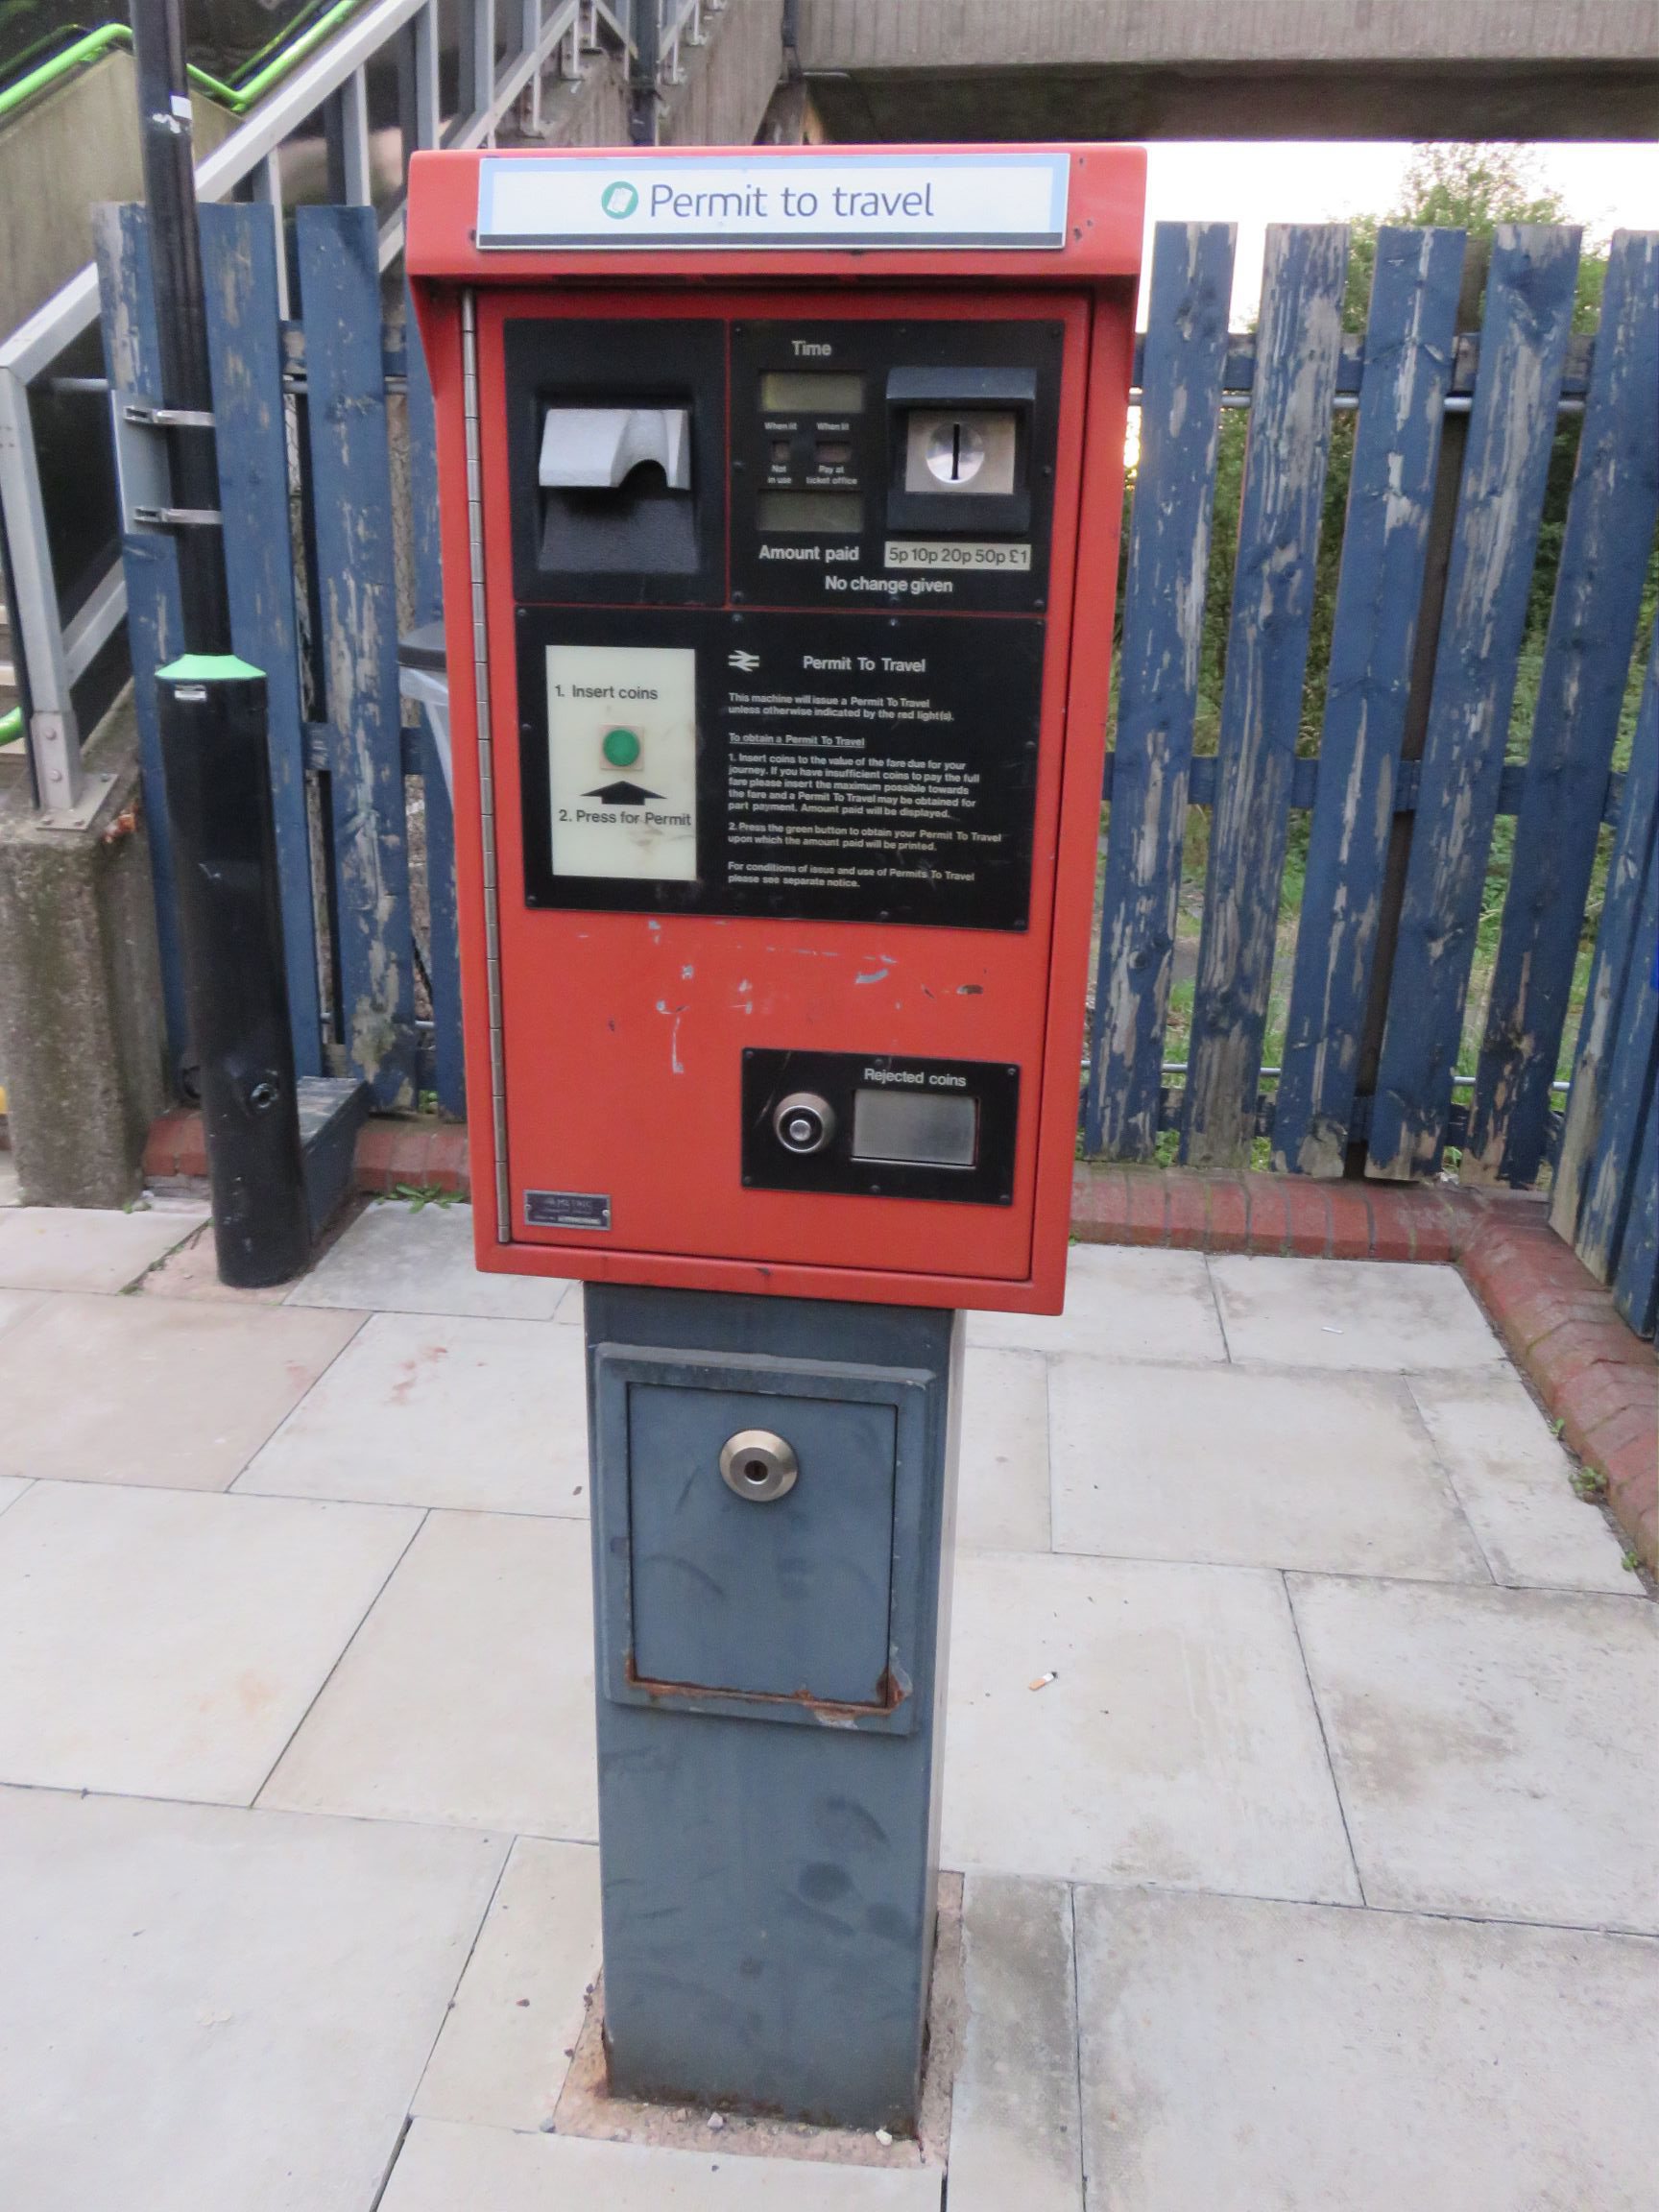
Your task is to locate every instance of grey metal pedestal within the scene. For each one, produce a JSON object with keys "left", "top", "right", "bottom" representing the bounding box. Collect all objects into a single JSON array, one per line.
[{"left": 584, "top": 1284, "right": 962, "bottom": 2132}]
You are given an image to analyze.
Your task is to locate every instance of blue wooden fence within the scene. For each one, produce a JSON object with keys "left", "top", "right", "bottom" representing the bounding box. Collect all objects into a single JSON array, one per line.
[
  {"left": 1093, "top": 218, "right": 1657, "bottom": 1219},
  {"left": 98, "top": 210, "right": 1656, "bottom": 1298}
]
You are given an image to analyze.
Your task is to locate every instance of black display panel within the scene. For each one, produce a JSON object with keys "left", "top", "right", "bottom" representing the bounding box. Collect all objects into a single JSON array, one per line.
[
  {"left": 730, "top": 320, "right": 1063, "bottom": 613},
  {"left": 741, "top": 1049, "right": 1020, "bottom": 1206},
  {"left": 515, "top": 606, "right": 1045, "bottom": 930}
]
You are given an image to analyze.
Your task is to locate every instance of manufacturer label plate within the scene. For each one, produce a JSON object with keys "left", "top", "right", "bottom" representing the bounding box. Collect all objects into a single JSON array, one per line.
[{"left": 524, "top": 1190, "right": 612, "bottom": 1230}]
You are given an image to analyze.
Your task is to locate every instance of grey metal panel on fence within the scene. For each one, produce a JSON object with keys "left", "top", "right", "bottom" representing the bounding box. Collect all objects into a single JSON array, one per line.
[
  {"left": 1273, "top": 226, "right": 1464, "bottom": 1178},
  {"left": 1088, "top": 223, "right": 1236, "bottom": 1160},
  {"left": 296, "top": 204, "right": 416, "bottom": 1110},
  {"left": 1367, "top": 225, "right": 1583, "bottom": 1181},
  {"left": 1551, "top": 643, "right": 1658, "bottom": 1246},
  {"left": 404, "top": 281, "right": 465, "bottom": 1117},
  {"left": 1464, "top": 230, "right": 1659, "bottom": 1190},
  {"left": 1182, "top": 224, "right": 1349, "bottom": 1171},
  {"left": 199, "top": 202, "right": 325, "bottom": 1081},
  {"left": 92, "top": 203, "right": 189, "bottom": 1072},
  {"left": 1575, "top": 806, "right": 1658, "bottom": 1286},
  {"left": 1612, "top": 1072, "right": 1659, "bottom": 1338}
]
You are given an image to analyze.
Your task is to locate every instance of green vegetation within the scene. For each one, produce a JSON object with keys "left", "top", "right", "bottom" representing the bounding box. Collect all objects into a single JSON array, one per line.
[{"left": 1106, "top": 146, "right": 1658, "bottom": 1175}]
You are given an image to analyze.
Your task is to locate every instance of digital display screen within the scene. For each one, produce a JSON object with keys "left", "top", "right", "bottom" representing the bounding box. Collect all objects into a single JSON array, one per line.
[
  {"left": 852, "top": 1088, "right": 978, "bottom": 1168},
  {"left": 756, "top": 490, "right": 863, "bottom": 535},
  {"left": 760, "top": 372, "right": 864, "bottom": 415}
]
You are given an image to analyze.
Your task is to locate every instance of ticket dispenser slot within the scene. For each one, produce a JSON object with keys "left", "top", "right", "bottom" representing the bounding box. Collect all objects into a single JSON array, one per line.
[{"left": 505, "top": 319, "right": 725, "bottom": 604}]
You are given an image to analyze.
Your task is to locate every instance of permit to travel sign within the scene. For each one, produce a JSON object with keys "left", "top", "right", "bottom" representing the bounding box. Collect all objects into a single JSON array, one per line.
[{"left": 476, "top": 152, "right": 1070, "bottom": 251}]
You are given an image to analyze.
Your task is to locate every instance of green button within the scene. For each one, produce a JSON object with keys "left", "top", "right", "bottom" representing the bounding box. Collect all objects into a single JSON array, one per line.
[{"left": 602, "top": 727, "right": 641, "bottom": 768}]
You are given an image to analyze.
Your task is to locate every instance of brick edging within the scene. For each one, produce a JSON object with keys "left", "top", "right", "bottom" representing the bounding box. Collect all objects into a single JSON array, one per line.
[
  {"left": 1457, "top": 1209, "right": 1657, "bottom": 1572},
  {"left": 143, "top": 1114, "right": 1657, "bottom": 1567}
]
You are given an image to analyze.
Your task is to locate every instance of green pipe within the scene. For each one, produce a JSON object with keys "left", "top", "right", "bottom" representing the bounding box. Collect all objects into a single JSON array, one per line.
[
  {"left": 0, "top": 707, "right": 21, "bottom": 746},
  {"left": 226, "top": 0, "right": 371, "bottom": 110},
  {"left": 0, "top": 4, "right": 369, "bottom": 128}
]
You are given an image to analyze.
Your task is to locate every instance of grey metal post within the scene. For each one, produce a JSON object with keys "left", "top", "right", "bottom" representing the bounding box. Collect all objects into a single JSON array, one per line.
[{"left": 585, "top": 1284, "right": 961, "bottom": 2133}]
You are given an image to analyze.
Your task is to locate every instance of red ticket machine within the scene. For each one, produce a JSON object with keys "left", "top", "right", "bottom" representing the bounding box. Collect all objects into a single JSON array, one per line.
[
  {"left": 408, "top": 146, "right": 1143, "bottom": 2133},
  {"left": 407, "top": 144, "right": 1142, "bottom": 1313}
]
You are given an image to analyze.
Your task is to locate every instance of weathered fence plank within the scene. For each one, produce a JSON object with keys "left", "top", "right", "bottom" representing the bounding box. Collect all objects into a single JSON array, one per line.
[
  {"left": 404, "top": 282, "right": 465, "bottom": 1118},
  {"left": 1182, "top": 224, "right": 1349, "bottom": 1169},
  {"left": 93, "top": 204, "right": 189, "bottom": 1071},
  {"left": 1612, "top": 1072, "right": 1659, "bottom": 1338},
  {"left": 200, "top": 202, "right": 324, "bottom": 1079},
  {"left": 1465, "top": 229, "right": 1659, "bottom": 1189},
  {"left": 1367, "top": 225, "right": 1582, "bottom": 1180},
  {"left": 1551, "top": 642, "right": 1658, "bottom": 1241},
  {"left": 1273, "top": 226, "right": 1464, "bottom": 1176},
  {"left": 1087, "top": 221, "right": 1236, "bottom": 1158},
  {"left": 1575, "top": 826, "right": 1658, "bottom": 1283},
  {"left": 296, "top": 204, "right": 416, "bottom": 1110}
]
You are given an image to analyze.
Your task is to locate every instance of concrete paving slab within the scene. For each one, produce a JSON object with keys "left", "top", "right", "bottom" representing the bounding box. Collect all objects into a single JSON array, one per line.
[
  {"left": 287, "top": 1200, "right": 573, "bottom": 1320},
  {"left": 238, "top": 1311, "right": 591, "bottom": 1517},
  {"left": 0, "top": 1475, "right": 28, "bottom": 1518},
  {"left": 1050, "top": 1360, "right": 1488, "bottom": 1579},
  {"left": 1073, "top": 1885, "right": 1658, "bottom": 2212},
  {"left": 261, "top": 1509, "right": 597, "bottom": 1839},
  {"left": 0, "top": 1199, "right": 207, "bottom": 1291},
  {"left": 414, "top": 1836, "right": 601, "bottom": 2131},
  {"left": 0, "top": 1481, "right": 420, "bottom": 1802},
  {"left": 0, "top": 1783, "right": 507, "bottom": 2212},
  {"left": 138, "top": 1220, "right": 292, "bottom": 1304},
  {"left": 1291, "top": 1575, "right": 1658, "bottom": 1929},
  {"left": 380, "top": 2122, "right": 943, "bottom": 2209},
  {"left": 0, "top": 1285, "right": 40, "bottom": 1339},
  {"left": 943, "top": 1551, "right": 1358, "bottom": 1902},
  {"left": 0, "top": 1290, "right": 364, "bottom": 1488},
  {"left": 1209, "top": 1256, "right": 1503, "bottom": 1370},
  {"left": 948, "top": 1876, "right": 1081, "bottom": 2212},
  {"left": 1408, "top": 1364, "right": 1635, "bottom": 1592},
  {"left": 969, "top": 1247, "right": 1226, "bottom": 1364},
  {"left": 956, "top": 1347, "right": 1050, "bottom": 1552}
]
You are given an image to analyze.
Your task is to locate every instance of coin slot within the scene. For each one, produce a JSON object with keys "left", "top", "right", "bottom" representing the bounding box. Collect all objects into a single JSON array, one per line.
[{"left": 902, "top": 410, "right": 1018, "bottom": 497}]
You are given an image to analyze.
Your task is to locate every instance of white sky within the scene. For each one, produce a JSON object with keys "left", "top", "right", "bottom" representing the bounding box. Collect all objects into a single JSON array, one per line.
[{"left": 1138, "top": 141, "right": 1659, "bottom": 325}]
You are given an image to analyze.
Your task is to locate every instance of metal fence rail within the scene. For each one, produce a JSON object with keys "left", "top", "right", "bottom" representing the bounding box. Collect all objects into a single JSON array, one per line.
[{"left": 0, "top": 0, "right": 716, "bottom": 824}]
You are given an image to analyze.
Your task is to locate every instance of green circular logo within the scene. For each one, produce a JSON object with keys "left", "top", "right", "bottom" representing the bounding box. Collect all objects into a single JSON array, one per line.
[
  {"left": 602, "top": 727, "right": 642, "bottom": 768},
  {"left": 600, "top": 180, "right": 639, "bottom": 220}
]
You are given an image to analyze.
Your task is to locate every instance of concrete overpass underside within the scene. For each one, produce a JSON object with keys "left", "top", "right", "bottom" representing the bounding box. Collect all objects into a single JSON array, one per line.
[{"left": 797, "top": 2, "right": 1659, "bottom": 141}]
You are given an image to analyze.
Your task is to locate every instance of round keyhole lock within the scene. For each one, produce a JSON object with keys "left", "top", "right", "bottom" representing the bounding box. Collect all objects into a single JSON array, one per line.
[
  {"left": 719, "top": 1429, "right": 799, "bottom": 1503},
  {"left": 925, "top": 418, "right": 988, "bottom": 487},
  {"left": 773, "top": 1091, "right": 836, "bottom": 1157}
]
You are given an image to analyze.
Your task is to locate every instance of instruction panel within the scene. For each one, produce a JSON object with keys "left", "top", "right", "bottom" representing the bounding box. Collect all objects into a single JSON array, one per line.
[
  {"left": 715, "top": 613, "right": 1044, "bottom": 928},
  {"left": 518, "top": 611, "right": 1046, "bottom": 929},
  {"left": 546, "top": 643, "right": 697, "bottom": 880}
]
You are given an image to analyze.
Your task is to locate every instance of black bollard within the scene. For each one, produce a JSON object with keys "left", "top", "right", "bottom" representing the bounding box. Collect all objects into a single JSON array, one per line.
[{"left": 131, "top": 0, "right": 310, "bottom": 1286}]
